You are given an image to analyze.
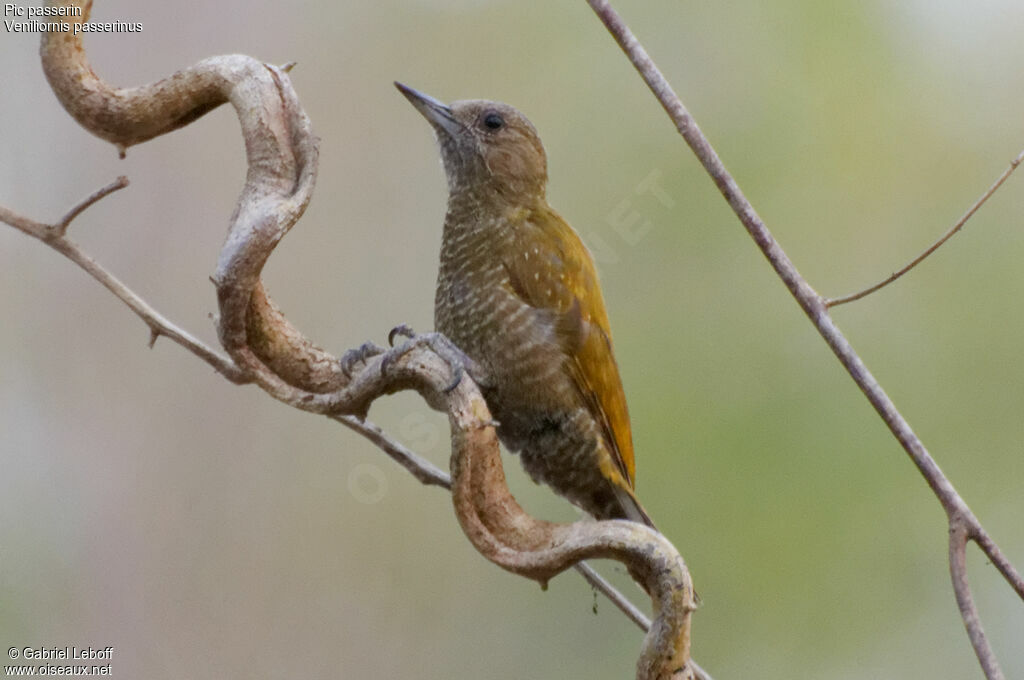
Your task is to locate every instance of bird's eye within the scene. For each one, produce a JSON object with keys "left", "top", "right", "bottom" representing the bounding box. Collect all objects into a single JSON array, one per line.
[{"left": 482, "top": 112, "right": 505, "bottom": 131}]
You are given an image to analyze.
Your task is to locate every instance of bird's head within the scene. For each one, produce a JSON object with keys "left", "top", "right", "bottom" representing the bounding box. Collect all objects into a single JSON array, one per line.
[{"left": 396, "top": 82, "right": 548, "bottom": 203}]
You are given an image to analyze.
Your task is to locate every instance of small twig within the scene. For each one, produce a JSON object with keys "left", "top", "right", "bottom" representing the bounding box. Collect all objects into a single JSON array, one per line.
[
  {"left": 828, "top": 148, "right": 1024, "bottom": 307},
  {"left": 53, "top": 175, "right": 130, "bottom": 237},
  {"left": 950, "top": 521, "right": 1004, "bottom": 680}
]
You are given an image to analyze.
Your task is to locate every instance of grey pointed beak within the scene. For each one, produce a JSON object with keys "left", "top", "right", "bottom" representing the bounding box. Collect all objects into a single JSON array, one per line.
[{"left": 395, "top": 82, "right": 463, "bottom": 138}]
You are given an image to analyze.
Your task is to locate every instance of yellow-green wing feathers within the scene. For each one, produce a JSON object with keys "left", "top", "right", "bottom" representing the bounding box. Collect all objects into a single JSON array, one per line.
[{"left": 503, "top": 207, "right": 636, "bottom": 488}]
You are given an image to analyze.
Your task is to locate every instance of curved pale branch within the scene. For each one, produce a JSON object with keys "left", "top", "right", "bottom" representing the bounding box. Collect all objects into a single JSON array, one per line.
[
  {"left": 448, "top": 381, "right": 696, "bottom": 678},
  {"left": 585, "top": 1, "right": 1023, "bottom": 677},
  {"left": 21, "top": 2, "right": 700, "bottom": 677}
]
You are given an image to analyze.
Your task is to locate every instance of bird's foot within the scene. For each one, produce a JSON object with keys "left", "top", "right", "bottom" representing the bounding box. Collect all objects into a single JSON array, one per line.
[
  {"left": 381, "top": 324, "right": 483, "bottom": 393},
  {"left": 339, "top": 340, "right": 386, "bottom": 379}
]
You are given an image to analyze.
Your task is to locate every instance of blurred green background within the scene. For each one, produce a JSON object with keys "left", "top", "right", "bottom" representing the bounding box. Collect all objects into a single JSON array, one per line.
[{"left": 2, "top": 1, "right": 1022, "bottom": 677}]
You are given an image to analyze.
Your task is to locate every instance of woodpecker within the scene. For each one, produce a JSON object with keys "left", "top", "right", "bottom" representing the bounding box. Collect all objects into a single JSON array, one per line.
[{"left": 397, "top": 82, "right": 654, "bottom": 528}]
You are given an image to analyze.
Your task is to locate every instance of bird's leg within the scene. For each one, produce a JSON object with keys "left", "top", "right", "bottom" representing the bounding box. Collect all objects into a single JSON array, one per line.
[
  {"left": 339, "top": 340, "right": 387, "bottom": 379},
  {"left": 382, "top": 324, "right": 488, "bottom": 393}
]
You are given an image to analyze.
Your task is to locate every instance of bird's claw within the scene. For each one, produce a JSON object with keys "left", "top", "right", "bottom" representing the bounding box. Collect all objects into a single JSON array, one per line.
[
  {"left": 380, "top": 329, "right": 478, "bottom": 393},
  {"left": 339, "top": 341, "right": 386, "bottom": 379},
  {"left": 388, "top": 323, "right": 416, "bottom": 347}
]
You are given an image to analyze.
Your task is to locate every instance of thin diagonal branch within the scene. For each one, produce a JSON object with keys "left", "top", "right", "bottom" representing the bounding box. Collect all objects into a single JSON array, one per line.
[
  {"left": 333, "top": 414, "right": 451, "bottom": 488},
  {"left": 574, "top": 561, "right": 651, "bottom": 630},
  {"left": 828, "top": 148, "right": 1024, "bottom": 307},
  {"left": 586, "top": 1, "right": 1022, "bottom": 677},
  {"left": 972, "top": 529, "right": 1024, "bottom": 601},
  {"left": 0, "top": 185, "right": 248, "bottom": 384}
]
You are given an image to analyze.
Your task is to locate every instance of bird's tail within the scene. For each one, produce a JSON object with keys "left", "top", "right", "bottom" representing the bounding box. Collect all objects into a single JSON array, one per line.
[{"left": 612, "top": 483, "right": 657, "bottom": 530}]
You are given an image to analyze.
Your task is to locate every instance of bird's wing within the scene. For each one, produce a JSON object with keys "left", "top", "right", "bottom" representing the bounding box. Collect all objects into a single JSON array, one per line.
[{"left": 502, "top": 207, "right": 636, "bottom": 487}]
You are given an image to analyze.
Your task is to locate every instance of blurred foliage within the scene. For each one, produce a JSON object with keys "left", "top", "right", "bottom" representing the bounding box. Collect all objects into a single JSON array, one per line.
[{"left": 1, "top": 1, "right": 1022, "bottom": 678}]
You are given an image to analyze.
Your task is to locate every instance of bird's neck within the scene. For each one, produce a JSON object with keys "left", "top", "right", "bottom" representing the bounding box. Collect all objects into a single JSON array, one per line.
[
  {"left": 440, "top": 187, "right": 547, "bottom": 273},
  {"left": 444, "top": 181, "right": 546, "bottom": 231}
]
